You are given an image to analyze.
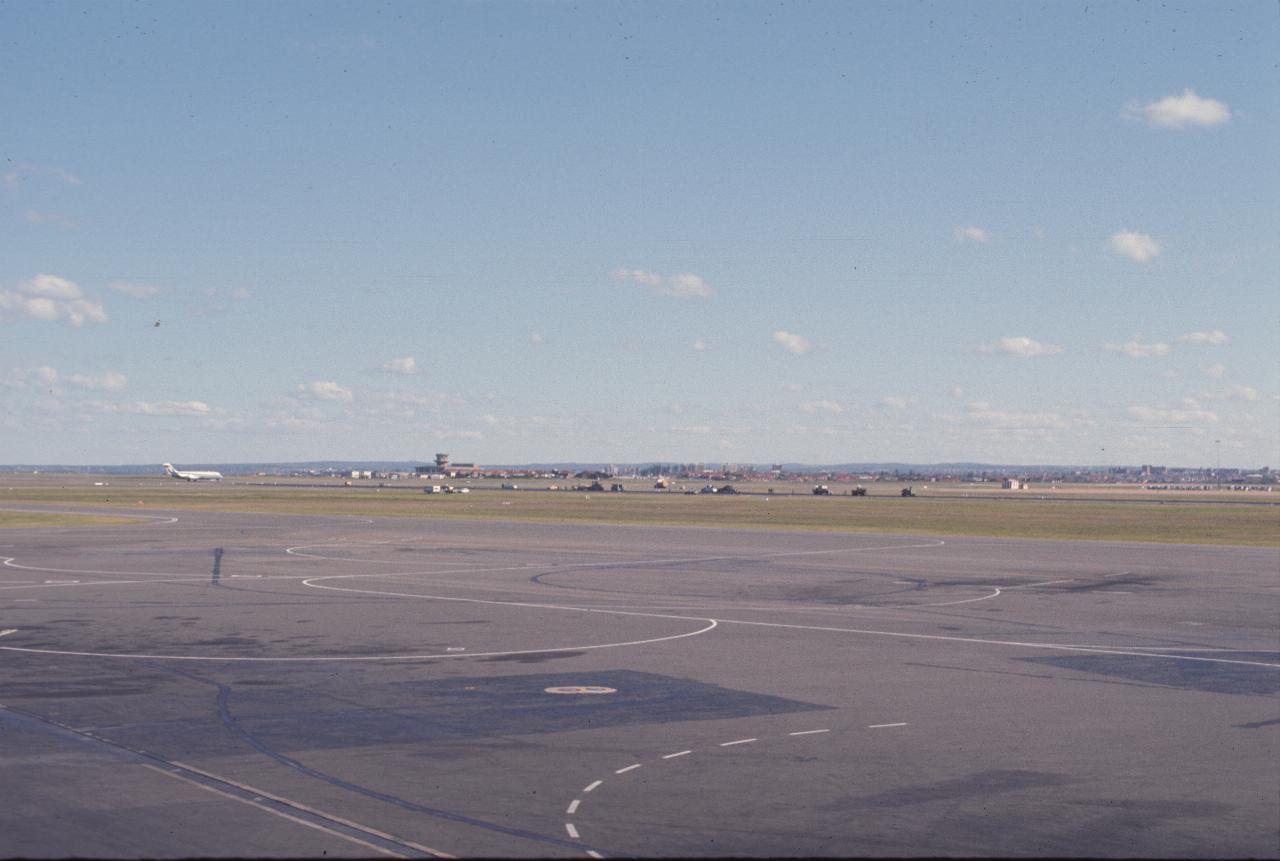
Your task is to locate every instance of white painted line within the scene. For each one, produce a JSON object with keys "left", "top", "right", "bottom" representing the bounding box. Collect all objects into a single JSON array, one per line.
[
  {"left": 719, "top": 738, "right": 757, "bottom": 747},
  {"left": 0, "top": 629, "right": 16, "bottom": 637},
  {"left": 13, "top": 599, "right": 37, "bottom": 602},
  {"left": 788, "top": 729, "right": 830, "bottom": 736},
  {"left": 143, "top": 765, "right": 406, "bottom": 858},
  {"left": 662, "top": 750, "right": 692, "bottom": 759},
  {"left": 1099, "top": 591, "right": 1132, "bottom": 594},
  {"left": 711, "top": 616, "right": 1280, "bottom": 669},
  {"left": 566, "top": 799, "right": 580, "bottom": 815},
  {"left": 565, "top": 823, "right": 580, "bottom": 839},
  {"left": 614, "top": 763, "right": 641, "bottom": 774},
  {"left": 583, "top": 780, "right": 602, "bottom": 793},
  {"left": 867, "top": 722, "right": 908, "bottom": 729},
  {"left": 587, "top": 851, "right": 604, "bottom": 859},
  {"left": 164, "top": 761, "right": 453, "bottom": 857}
]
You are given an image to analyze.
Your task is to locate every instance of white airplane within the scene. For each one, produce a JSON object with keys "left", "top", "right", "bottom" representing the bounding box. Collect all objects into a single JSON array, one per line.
[{"left": 163, "top": 462, "right": 223, "bottom": 481}]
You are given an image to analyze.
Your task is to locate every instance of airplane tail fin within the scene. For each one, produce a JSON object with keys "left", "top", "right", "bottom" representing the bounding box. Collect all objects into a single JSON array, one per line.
[{"left": 162, "top": 463, "right": 177, "bottom": 476}]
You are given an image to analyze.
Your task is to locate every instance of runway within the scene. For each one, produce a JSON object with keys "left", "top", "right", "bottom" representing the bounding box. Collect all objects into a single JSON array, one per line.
[{"left": 1, "top": 507, "right": 1276, "bottom": 857}]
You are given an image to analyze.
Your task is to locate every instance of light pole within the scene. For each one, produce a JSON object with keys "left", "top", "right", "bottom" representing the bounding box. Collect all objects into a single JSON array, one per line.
[{"left": 1215, "top": 439, "right": 1221, "bottom": 488}]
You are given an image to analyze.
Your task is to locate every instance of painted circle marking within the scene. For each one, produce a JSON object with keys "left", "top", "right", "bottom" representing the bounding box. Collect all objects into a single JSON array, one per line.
[{"left": 545, "top": 686, "right": 617, "bottom": 695}]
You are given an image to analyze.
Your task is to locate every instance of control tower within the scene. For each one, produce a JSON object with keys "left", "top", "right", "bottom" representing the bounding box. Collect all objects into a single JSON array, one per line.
[{"left": 435, "top": 453, "right": 449, "bottom": 471}]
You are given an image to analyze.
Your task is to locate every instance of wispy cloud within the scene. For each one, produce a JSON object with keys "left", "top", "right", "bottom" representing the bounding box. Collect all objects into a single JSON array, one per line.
[
  {"left": 0, "top": 274, "right": 107, "bottom": 326},
  {"left": 800, "top": 399, "right": 844, "bottom": 414},
  {"left": 1178, "top": 329, "right": 1230, "bottom": 346},
  {"left": 1126, "top": 399, "right": 1218, "bottom": 424},
  {"left": 954, "top": 225, "right": 990, "bottom": 243},
  {"left": 3, "top": 164, "right": 81, "bottom": 189},
  {"left": 21, "top": 210, "right": 77, "bottom": 229},
  {"left": 0, "top": 365, "right": 60, "bottom": 388},
  {"left": 66, "top": 371, "right": 128, "bottom": 391},
  {"left": 614, "top": 268, "right": 715, "bottom": 299},
  {"left": 879, "top": 395, "right": 919, "bottom": 410},
  {"left": 1202, "top": 363, "right": 1226, "bottom": 379},
  {"left": 1106, "top": 231, "right": 1161, "bottom": 262},
  {"left": 108, "top": 281, "right": 159, "bottom": 299},
  {"left": 381, "top": 356, "right": 417, "bottom": 375},
  {"left": 95, "top": 400, "right": 213, "bottom": 417},
  {"left": 1104, "top": 340, "right": 1172, "bottom": 359},
  {"left": 772, "top": 330, "right": 812, "bottom": 354},
  {"left": 691, "top": 339, "right": 708, "bottom": 351},
  {"left": 976, "top": 336, "right": 1063, "bottom": 358},
  {"left": 1128, "top": 89, "right": 1232, "bottom": 129},
  {"left": 963, "top": 401, "right": 1067, "bottom": 429},
  {"left": 297, "top": 381, "right": 354, "bottom": 402}
]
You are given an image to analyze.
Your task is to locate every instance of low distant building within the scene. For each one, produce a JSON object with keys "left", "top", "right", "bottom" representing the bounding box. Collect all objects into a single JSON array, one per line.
[{"left": 1002, "top": 478, "right": 1025, "bottom": 490}]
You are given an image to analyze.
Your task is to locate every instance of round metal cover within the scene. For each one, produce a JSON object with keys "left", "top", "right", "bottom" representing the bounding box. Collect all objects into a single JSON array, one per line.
[{"left": 544, "top": 685, "right": 618, "bottom": 695}]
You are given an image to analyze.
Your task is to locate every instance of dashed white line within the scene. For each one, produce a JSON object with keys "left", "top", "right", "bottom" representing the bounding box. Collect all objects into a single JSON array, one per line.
[
  {"left": 583, "top": 780, "right": 602, "bottom": 793},
  {"left": 788, "top": 729, "right": 829, "bottom": 736},
  {"left": 565, "top": 823, "right": 580, "bottom": 839},
  {"left": 566, "top": 799, "right": 580, "bottom": 815},
  {"left": 614, "top": 763, "right": 641, "bottom": 774},
  {"left": 719, "top": 738, "right": 757, "bottom": 747},
  {"left": 661, "top": 750, "right": 692, "bottom": 759},
  {"left": 867, "top": 722, "right": 908, "bottom": 729},
  {"left": 586, "top": 851, "right": 603, "bottom": 859}
]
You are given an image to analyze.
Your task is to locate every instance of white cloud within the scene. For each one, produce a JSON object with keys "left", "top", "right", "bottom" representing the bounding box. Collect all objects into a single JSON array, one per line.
[
  {"left": 1202, "top": 363, "right": 1226, "bottom": 379},
  {"left": 1, "top": 365, "right": 60, "bottom": 387},
  {"left": 1126, "top": 399, "right": 1218, "bottom": 425},
  {"left": 1178, "top": 329, "right": 1230, "bottom": 346},
  {"left": 671, "top": 424, "right": 713, "bottom": 434},
  {"left": 66, "top": 371, "right": 127, "bottom": 391},
  {"left": 3, "top": 164, "right": 81, "bottom": 189},
  {"left": 954, "top": 225, "right": 990, "bottom": 243},
  {"left": 691, "top": 339, "right": 708, "bottom": 351},
  {"left": 879, "top": 395, "right": 919, "bottom": 410},
  {"left": 1221, "top": 384, "right": 1259, "bottom": 402},
  {"left": 0, "top": 274, "right": 107, "bottom": 326},
  {"left": 976, "top": 336, "right": 1063, "bottom": 358},
  {"left": 530, "top": 332, "right": 544, "bottom": 345},
  {"left": 614, "top": 268, "right": 715, "bottom": 299},
  {"left": 22, "top": 210, "right": 76, "bottom": 228},
  {"left": 1133, "top": 89, "right": 1232, "bottom": 129},
  {"left": 97, "top": 400, "right": 213, "bottom": 417},
  {"left": 800, "top": 399, "right": 844, "bottom": 414},
  {"left": 772, "top": 330, "right": 812, "bottom": 354},
  {"left": 381, "top": 356, "right": 417, "bottom": 375},
  {"left": 949, "top": 387, "right": 965, "bottom": 399},
  {"left": 108, "top": 281, "right": 159, "bottom": 299},
  {"left": 297, "top": 381, "right": 354, "bottom": 402},
  {"left": 1104, "top": 340, "right": 1172, "bottom": 359},
  {"left": 1106, "top": 231, "right": 1162, "bottom": 262}
]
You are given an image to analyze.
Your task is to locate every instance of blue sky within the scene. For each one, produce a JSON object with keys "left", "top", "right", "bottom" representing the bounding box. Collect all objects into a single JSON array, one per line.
[{"left": 2, "top": 0, "right": 1276, "bottom": 466}]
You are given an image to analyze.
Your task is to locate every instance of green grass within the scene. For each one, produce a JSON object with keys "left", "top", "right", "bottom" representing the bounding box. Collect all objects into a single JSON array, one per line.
[
  {"left": 2, "top": 479, "right": 1277, "bottom": 546},
  {"left": 0, "top": 511, "right": 145, "bottom": 528}
]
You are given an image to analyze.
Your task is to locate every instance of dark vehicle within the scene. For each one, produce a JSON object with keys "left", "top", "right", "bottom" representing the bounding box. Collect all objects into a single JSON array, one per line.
[
  {"left": 719, "top": 484, "right": 738, "bottom": 494},
  {"left": 812, "top": 484, "right": 831, "bottom": 495},
  {"left": 901, "top": 487, "right": 915, "bottom": 497},
  {"left": 851, "top": 486, "right": 868, "bottom": 496}
]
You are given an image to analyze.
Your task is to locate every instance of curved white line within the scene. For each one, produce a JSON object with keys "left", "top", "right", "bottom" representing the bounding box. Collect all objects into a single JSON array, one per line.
[
  {"left": 0, "top": 507, "right": 179, "bottom": 525},
  {"left": 2, "top": 557, "right": 212, "bottom": 578},
  {"left": 917, "top": 587, "right": 1002, "bottom": 606},
  {"left": 0, "top": 618, "right": 718, "bottom": 663}
]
